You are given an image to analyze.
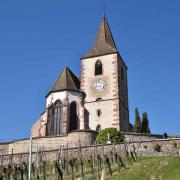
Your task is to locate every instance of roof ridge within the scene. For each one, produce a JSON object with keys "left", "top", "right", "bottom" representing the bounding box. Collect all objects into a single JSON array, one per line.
[
  {"left": 66, "top": 67, "right": 77, "bottom": 90},
  {"left": 48, "top": 66, "right": 80, "bottom": 96}
]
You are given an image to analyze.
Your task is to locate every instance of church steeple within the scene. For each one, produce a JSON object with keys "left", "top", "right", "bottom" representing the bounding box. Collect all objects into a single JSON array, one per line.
[{"left": 82, "top": 16, "right": 117, "bottom": 59}]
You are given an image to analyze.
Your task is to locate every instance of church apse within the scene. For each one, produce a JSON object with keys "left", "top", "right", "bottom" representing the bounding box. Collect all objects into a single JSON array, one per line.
[{"left": 31, "top": 16, "right": 130, "bottom": 138}]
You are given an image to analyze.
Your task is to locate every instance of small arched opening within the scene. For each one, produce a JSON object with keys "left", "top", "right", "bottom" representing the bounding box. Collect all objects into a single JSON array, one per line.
[
  {"left": 96, "top": 125, "right": 101, "bottom": 132},
  {"left": 95, "top": 60, "right": 103, "bottom": 75}
]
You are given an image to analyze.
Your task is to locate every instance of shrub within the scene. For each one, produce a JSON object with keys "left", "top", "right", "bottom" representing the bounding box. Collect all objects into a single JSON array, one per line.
[
  {"left": 143, "top": 145, "right": 147, "bottom": 149},
  {"left": 173, "top": 142, "right": 177, "bottom": 148},
  {"left": 154, "top": 144, "right": 161, "bottom": 152},
  {"left": 96, "top": 128, "right": 124, "bottom": 144}
]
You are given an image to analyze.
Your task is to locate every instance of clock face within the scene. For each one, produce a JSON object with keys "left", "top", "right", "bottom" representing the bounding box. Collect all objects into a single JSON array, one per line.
[{"left": 92, "top": 80, "right": 106, "bottom": 93}]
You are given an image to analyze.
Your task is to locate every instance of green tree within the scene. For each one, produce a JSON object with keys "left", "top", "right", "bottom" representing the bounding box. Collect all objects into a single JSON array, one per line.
[
  {"left": 133, "top": 107, "right": 142, "bottom": 133},
  {"left": 96, "top": 128, "right": 124, "bottom": 144},
  {"left": 141, "top": 112, "right": 151, "bottom": 134}
]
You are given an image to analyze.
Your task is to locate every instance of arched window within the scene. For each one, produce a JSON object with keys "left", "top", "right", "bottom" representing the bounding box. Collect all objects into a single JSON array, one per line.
[
  {"left": 96, "top": 125, "right": 101, "bottom": 132},
  {"left": 95, "top": 60, "right": 103, "bottom": 75},
  {"left": 69, "top": 101, "right": 78, "bottom": 132},
  {"left": 46, "top": 105, "right": 53, "bottom": 136},
  {"left": 121, "top": 67, "right": 124, "bottom": 81},
  {"left": 46, "top": 100, "right": 63, "bottom": 136},
  {"left": 53, "top": 100, "right": 63, "bottom": 135}
]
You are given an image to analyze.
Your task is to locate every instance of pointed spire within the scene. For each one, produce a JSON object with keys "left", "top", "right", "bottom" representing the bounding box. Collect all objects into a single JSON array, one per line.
[
  {"left": 82, "top": 16, "right": 117, "bottom": 59},
  {"left": 48, "top": 66, "right": 80, "bottom": 95}
]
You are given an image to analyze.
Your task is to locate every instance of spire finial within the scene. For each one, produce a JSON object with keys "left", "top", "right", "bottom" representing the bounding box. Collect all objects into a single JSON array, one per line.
[{"left": 103, "top": 0, "right": 106, "bottom": 17}]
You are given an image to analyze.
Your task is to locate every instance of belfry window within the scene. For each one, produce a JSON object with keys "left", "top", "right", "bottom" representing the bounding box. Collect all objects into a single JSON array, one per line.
[{"left": 95, "top": 60, "right": 103, "bottom": 75}]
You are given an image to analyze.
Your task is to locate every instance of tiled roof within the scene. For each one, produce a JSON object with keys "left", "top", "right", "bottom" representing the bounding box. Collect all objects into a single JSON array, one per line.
[
  {"left": 50, "top": 66, "right": 80, "bottom": 93},
  {"left": 82, "top": 16, "right": 117, "bottom": 59}
]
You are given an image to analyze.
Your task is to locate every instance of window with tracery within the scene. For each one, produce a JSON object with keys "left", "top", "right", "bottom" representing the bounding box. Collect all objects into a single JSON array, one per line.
[
  {"left": 46, "top": 100, "right": 63, "bottom": 136},
  {"left": 53, "top": 101, "right": 63, "bottom": 135}
]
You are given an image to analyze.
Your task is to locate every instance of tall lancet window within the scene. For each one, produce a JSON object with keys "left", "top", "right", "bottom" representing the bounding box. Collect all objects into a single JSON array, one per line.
[
  {"left": 95, "top": 60, "right": 103, "bottom": 75},
  {"left": 53, "top": 100, "right": 63, "bottom": 135}
]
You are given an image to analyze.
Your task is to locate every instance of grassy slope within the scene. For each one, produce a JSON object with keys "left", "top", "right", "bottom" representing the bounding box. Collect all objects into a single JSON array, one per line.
[{"left": 109, "top": 156, "right": 180, "bottom": 180}]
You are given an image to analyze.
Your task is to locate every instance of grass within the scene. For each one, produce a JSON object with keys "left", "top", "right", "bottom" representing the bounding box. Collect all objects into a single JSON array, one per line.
[{"left": 109, "top": 156, "right": 180, "bottom": 180}]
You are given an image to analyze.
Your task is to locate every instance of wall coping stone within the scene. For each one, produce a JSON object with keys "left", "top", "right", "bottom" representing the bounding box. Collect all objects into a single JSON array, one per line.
[
  {"left": 1, "top": 138, "right": 180, "bottom": 156},
  {"left": 122, "top": 132, "right": 163, "bottom": 137}
]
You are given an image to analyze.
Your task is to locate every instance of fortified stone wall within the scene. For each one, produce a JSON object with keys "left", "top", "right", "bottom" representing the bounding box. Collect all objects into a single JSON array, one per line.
[
  {"left": 122, "top": 132, "right": 163, "bottom": 142},
  {"left": 0, "top": 131, "right": 163, "bottom": 155},
  {"left": 0, "top": 130, "right": 97, "bottom": 154},
  {"left": 0, "top": 138, "right": 180, "bottom": 165}
]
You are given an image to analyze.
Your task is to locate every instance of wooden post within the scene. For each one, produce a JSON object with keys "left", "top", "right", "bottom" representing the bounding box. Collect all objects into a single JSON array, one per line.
[
  {"left": 93, "top": 142, "right": 96, "bottom": 170},
  {"left": 78, "top": 140, "right": 84, "bottom": 179},
  {"left": 28, "top": 136, "right": 32, "bottom": 180},
  {"left": 102, "top": 145, "right": 106, "bottom": 169},
  {"left": 105, "top": 155, "right": 112, "bottom": 176},
  {"left": 64, "top": 143, "right": 68, "bottom": 180},
  {"left": 112, "top": 142, "right": 116, "bottom": 165},
  {"left": 95, "top": 143, "right": 100, "bottom": 180},
  {"left": 10, "top": 148, "right": 13, "bottom": 164}
]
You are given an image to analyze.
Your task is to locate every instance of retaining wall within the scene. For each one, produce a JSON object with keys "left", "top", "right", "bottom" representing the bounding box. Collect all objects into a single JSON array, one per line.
[{"left": 0, "top": 138, "right": 180, "bottom": 165}]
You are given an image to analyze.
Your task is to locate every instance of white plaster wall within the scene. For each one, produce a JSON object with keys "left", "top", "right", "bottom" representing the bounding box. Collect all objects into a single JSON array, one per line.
[
  {"left": 85, "top": 100, "right": 117, "bottom": 130},
  {"left": 46, "top": 91, "right": 67, "bottom": 107},
  {"left": 81, "top": 53, "right": 118, "bottom": 102},
  {"left": 46, "top": 91, "right": 82, "bottom": 107}
]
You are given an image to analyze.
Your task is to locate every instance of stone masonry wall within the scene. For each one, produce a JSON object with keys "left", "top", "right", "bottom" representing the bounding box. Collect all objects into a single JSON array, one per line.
[
  {"left": 0, "top": 130, "right": 97, "bottom": 154},
  {"left": 0, "top": 138, "right": 180, "bottom": 165}
]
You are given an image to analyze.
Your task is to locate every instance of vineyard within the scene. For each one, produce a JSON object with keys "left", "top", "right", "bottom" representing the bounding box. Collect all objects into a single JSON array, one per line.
[
  {"left": 0, "top": 140, "right": 180, "bottom": 180},
  {"left": 0, "top": 141, "right": 139, "bottom": 180}
]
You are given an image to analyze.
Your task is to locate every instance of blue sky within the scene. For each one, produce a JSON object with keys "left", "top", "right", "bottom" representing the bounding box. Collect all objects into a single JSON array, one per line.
[{"left": 0, "top": 0, "right": 179, "bottom": 141}]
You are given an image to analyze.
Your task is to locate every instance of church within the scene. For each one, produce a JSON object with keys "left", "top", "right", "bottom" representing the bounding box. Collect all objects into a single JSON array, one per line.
[{"left": 31, "top": 16, "right": 130, "bottom": 137}]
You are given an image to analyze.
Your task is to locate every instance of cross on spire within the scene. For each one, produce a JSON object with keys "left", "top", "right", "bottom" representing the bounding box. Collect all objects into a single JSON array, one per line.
[{"left": 103, "top": 0, "right": 106, "bottom": 16}]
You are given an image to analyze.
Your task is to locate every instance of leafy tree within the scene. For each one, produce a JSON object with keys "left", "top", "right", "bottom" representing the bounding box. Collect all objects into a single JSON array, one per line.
[
  {"left": 96, "top": 128, "right": 124, "bottom": 144},
  {"left": 129, "top": 123, "right": 134, "bottom": 132},
  {"left": 133, "top": 107, "right": 142, "bottom": 133},
  {"left": 141, "top": 112, "right": 150, "bottom": 134}
]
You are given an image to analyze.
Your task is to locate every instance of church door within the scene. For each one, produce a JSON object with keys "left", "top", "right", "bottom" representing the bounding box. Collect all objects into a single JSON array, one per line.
[{"left": 69, "top": 101, "right": 78, "bottom": 132}]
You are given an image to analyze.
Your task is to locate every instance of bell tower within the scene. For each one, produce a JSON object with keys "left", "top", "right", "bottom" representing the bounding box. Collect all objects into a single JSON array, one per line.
[{"left": 80, "top": 16, "right": 129, "bottom": 131}]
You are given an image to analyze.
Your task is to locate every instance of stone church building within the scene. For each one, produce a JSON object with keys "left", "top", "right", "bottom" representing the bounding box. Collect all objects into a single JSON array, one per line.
[{"left": 31, "top": 16, "right": 130, "bottom": 137}]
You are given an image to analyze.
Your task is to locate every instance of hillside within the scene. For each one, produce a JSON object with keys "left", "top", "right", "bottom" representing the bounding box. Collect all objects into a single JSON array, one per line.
[{"left": 108, "top": 156, "right": 180, "bottom": 180}]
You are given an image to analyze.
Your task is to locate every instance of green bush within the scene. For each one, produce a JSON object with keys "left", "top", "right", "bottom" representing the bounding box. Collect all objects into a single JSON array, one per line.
[
  {"left": 96, "top": 128, "right": 124, "bottom": 144},
  {"left": 143, "top": 145, "right": 147, "bottom": 149},
  {"left": 154, "top": 144, "right": 161, "bottom": 152}
]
